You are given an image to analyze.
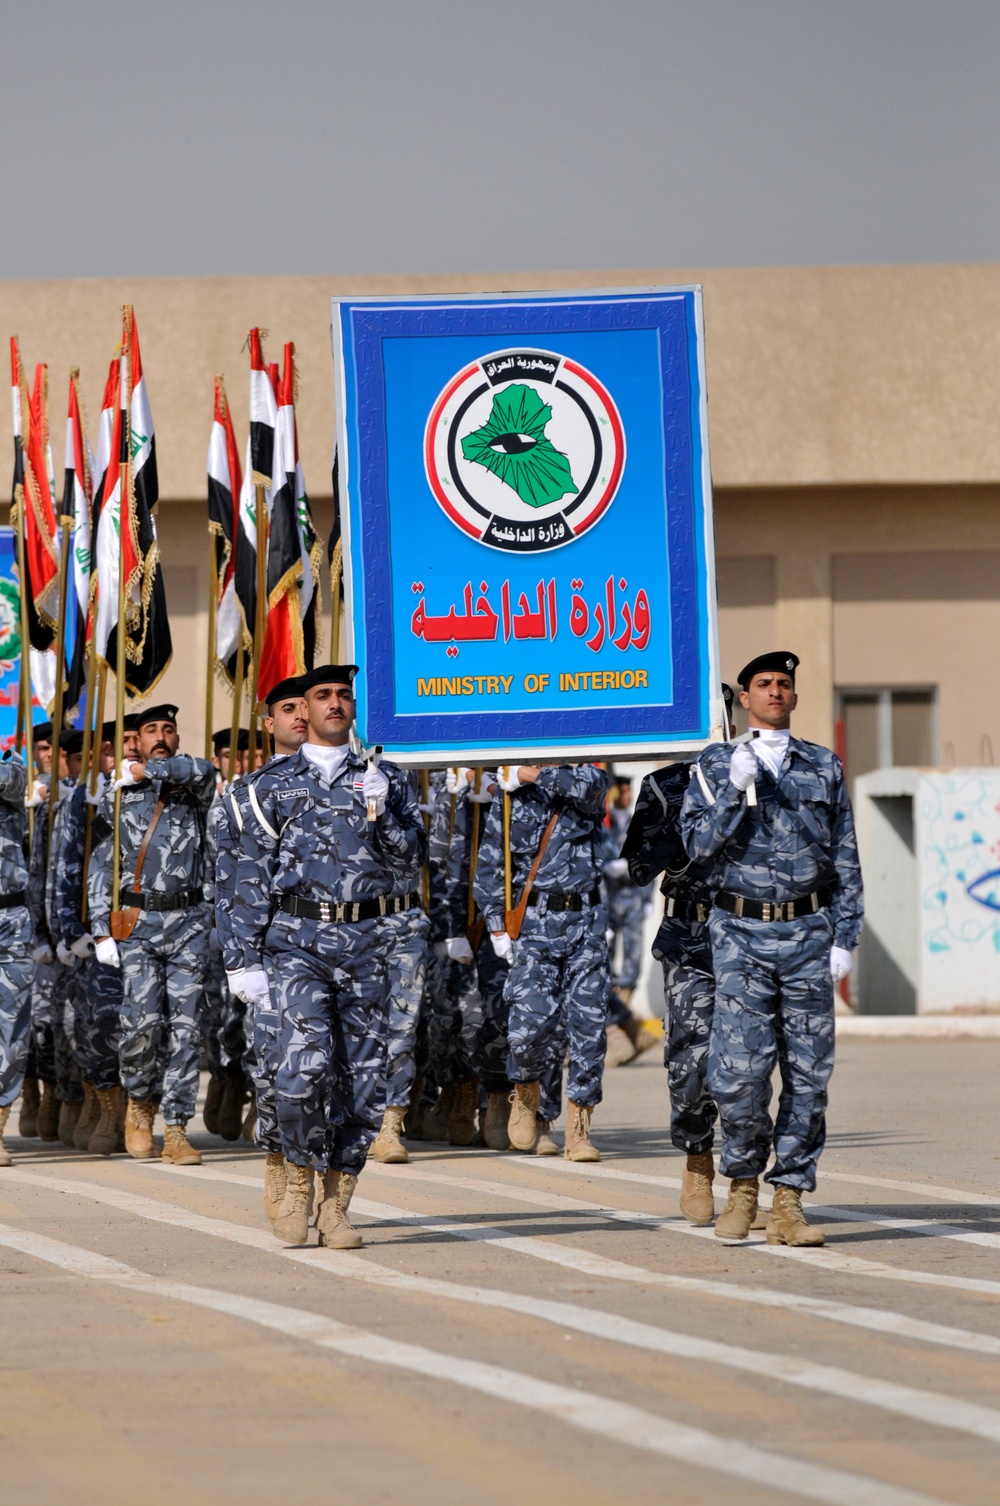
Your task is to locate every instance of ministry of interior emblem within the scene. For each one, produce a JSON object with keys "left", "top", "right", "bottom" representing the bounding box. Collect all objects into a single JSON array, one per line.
[{"left": 424, "top": 348, "right": 625, "bottom": 553}]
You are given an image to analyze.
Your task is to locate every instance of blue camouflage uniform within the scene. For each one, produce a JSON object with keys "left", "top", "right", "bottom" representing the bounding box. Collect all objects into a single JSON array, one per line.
[
  {"left": 52, "top": 784, "right": 123, "bottom": 1093},
  {"left": 474, "top": 764, "right": 610, "bottom": 1108},
  {"left": 0, "top": 756, "right": 35, "bottom": 1110},
  {"left": 378, "top": 771, "right": 430, "bottom": 1110},
  {"left": 623, "top": 762, "right": 717, "bottom": 1154},
  {"left": 230, "top": 747, "right": 426, "bottom": 1175},
  {"left": 602, "top": 803, "right": 653, "bottom": 990},
  {"left": 29, "top": 783, "right": 82, "bottom": 1105},
  {"left": 438, "top": 779, "right": 500, "bottom": 1091},
  {"left": 681, "top": 738, "right": 863, "bottom": 1191},
  {"left": 205, "top": 790, "right": 252, "bottom": 1087},
  {"left": 89, "top": 754, "right": 216, "bottom": 1125}
]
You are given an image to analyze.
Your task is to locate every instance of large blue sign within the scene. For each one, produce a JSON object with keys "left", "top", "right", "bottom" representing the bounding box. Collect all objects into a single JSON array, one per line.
[{"left": 331, "top": 288, "right": 721, "bottom": 764}]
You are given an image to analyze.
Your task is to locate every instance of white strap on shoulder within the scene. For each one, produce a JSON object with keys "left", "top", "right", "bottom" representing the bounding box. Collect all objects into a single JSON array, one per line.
[
  {"left": 695, "top": 763, "right": 716, "bottom": 807},
  {"left": 222, "top": 787, "right": 244, "bottom": 833},
  {"left": 246, "top": 784, "right": 278, "bottom": 842},
  {"left": 649, "top": 776, "right": 669, "bottom": 815}
]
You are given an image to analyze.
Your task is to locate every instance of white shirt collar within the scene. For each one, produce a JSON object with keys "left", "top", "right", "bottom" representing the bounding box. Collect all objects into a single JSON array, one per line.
[{"left": 302, "top": 742, "right": 350, "bottom": 783}]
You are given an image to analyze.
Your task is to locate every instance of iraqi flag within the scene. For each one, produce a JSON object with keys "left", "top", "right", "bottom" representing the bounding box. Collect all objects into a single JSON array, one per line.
[
  {"left": 207, "top": 374, "right": 244, "bottom": 675},
  {"left": 11, "top": 343, "right": 60, "bottom": 711},
  {"left": 63, "top": 368, "right": 93, "bottom": 716},
  {"left": 258, "top": 343, "right": 322, "bottom": 693}
]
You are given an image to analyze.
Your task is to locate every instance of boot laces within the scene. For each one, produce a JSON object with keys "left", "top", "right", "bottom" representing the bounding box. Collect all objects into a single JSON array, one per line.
[{"left": 570, "top": 1104, "right": 590, "bottom": 1142}]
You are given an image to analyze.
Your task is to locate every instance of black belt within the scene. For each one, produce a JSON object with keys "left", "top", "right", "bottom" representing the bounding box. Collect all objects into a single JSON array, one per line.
[
  {"left": 0, "top": 890, "right": 26, "bottom": 911},
  {"left": 134, "top": 887, "right": 204, "bottom": 913},
  {"left": 714, "top": 887, "right": 831, "bottom": 923},
  {"left": 662, "top": 892, "right": 709, "bottom": 924},
  {"left": 525, "top": 887, "right": 601, "bottom": 913},
  {"left": 279, "top": 891, "right": 421, "bottom": 924}
]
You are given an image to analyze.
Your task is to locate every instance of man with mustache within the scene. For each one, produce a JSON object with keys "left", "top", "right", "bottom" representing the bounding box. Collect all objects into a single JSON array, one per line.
[
  {"left": 681, "top": 652, "right": 863, "bottom": 1247},
  {"left": 88, "top": 704, "right": 216, "bottom": 1165},
  {"left": 215, "top": 676, "right": 308, "bottom": 1220},
  {"left": 229, "top": 664, "right": 426, "bottom": 1248}
]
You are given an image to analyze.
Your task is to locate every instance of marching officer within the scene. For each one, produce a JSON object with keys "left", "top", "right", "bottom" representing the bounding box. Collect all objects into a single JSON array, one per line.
[
  {"left": 0, "top": 748, "right": 34, "bottom": 1167},
  {"left": 681, "top": 652, "right": 863, "bottom": 1247},
  {"left": 475, "top": 762, "right": 610, "bottom": 1162},
  {"left": 230, "top": 664, "right": 426, "bottom": 1249},
  {"left": 89, "top": 703, "right": 216, "bottom": 1166}
]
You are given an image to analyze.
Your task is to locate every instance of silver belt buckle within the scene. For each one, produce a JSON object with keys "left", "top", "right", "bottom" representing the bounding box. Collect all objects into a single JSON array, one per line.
[
  {"left": 379, "top": 895, "right": 387, "bottom": 917},
  {"left": 334, "top": 902, "right": 346, "bottom": 923},
  {"left": 666, "top": 895, "right": 675, "bottom": 918},
  {"left": 761, "top": 901, "right": 771, "bottom": 922},
  {"left": 733, "top": 895, "right": 744, "bottom": 918},
  {"left": 319, "top": 900, "right": 331, "bottom": 923}
]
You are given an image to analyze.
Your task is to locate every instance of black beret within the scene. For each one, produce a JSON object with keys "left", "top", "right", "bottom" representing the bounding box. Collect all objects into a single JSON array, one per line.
[
  {"left": 123, "top": 713, "right": 142, "bottom": 733},
  {"left": 737, "top": 652, "right": 799, "bottom": 689},
  {"left": 135, "top": 703, "right": 179, "bottom": 729},
  {"left": 212, "top": 726, "right": 238, "bottom": 752},
  {"left": 300, "top": 664, "right": 358, "bottom": 693},
  {"left": 32, "top": 721, "right": 53, "bottom": 743},
  {"left": 262, "top": 674, "right": 306, "bottom": 708},
  {"left": 60, "top": 729, "right": 84, "bottom": 755}
]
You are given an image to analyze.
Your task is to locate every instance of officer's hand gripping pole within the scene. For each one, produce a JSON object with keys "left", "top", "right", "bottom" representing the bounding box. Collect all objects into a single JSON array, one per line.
[
  {"left": 728, "top": 729, "right": 759, "bottom": 808},
  {"left": 350, "top": 728, "right": 383, "bottom": 822}
]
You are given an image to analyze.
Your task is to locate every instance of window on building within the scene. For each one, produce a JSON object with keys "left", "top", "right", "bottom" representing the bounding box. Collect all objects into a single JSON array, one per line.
[{"left": 835, "top": 687, "right": 937, "bottom": 786}]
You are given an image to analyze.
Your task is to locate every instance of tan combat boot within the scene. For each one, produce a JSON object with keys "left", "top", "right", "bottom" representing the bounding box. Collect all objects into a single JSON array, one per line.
[
  {"left": 58, "top": 1098, "right": 82, "bottom": 1148},
  {"left": 404, "top": 1077, "right": 426, "bottom": 1141},
  {"left": 421, "top": 1085, "right": 456, "bottom": 1142},
  {"left": 680, "top": 1152, "right": 715, "bottom": 1225},
  {"left": 89, "top": 1086, "right": 124, "bottom": 1157},
  {"left": 202, "top": 1075, "right": 223, "bottom": 1134},
  {"left": 767, "top": 1186, "right": 825, "bottom": 1248},
  {"left": 18, "top": 1077, "right": 40, "bottom": 1137},
  {"left": 535, "top": 1119, "right": 559, "bottom": 1156},
  {"left": 369, "top": 1105, "right": 409, "bottom": 1164},
  {"left": 448, "top": 1078, "right": 478, "bottom": 1146},
  {"left": 272, "top": 1162, "right": 315, "bottom": 1245},
  {"left": 37, "top": 1082, "right": 59, "bottom": 1141},
  {"left": 124, "top": 1097, "right": 158, "bottom": 1160},
  {"left": 242, "top": 1092, "right": 257, "bottom": 1142},
  {"left": 508, "top": 1082, "right": 541, "bottom": 1152},
  {"left": 73, "top": 1083, "right": 101, "bottom": 1150},
  {"left": 162, "top": 1123, "right": 202, "bottom": 1166},
  {"left": 316, "top": 1170, "right": 362, "bottom": 1249},
  {"left": 262, "top": 1151, "right": 287, "bottom": 1222},
  {"left": 622, "top": 1014, "right": 660, "bottom": 1057},
  {"left": 714, "top": 1177, "right": 759, "bottom": 1240},
  {"left": 564, "top": 1100, "right": 600, "bottom": 1162},
  {"left": 605, "top": 1023, "right": 637, "bottom": 1067},
  {"left": 0, "top": 1105, "right": 12, "bottom": 1167},
  {"left": 482, "top": 1091, "right": 511, "bottom": 1151}
]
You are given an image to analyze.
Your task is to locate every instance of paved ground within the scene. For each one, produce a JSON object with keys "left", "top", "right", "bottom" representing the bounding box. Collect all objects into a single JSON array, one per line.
[{"left": 1, "top": 1041, "right": 998, "bottom": 1506}]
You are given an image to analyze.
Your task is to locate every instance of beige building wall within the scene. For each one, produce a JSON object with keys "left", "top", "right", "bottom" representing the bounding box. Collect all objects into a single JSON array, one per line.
[{"left": 4, "top": 265, "right": 1000, "bottom": 760}]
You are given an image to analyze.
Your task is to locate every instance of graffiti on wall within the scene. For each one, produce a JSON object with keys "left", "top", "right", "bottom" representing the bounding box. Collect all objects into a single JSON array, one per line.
[{"left": 919, "top": 772, "right": 1000, "bottom": 958}]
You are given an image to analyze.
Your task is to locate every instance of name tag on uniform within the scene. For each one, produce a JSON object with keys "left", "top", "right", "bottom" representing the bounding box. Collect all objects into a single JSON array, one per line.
[
  {"left": 122, "top": 791, "right": 143, "bottom": 803},
  {"left": 276, "top": 788, "right": 309, "bottom": 801}
]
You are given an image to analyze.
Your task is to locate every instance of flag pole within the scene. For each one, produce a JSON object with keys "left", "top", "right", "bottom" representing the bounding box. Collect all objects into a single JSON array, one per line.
[
  {"left": 80, "top": 658, "right": 106, "bottom": 924},
  {"left": 111, "top": 316, "right": 132, "bottom": 919},
  {"left": 501, "top": 772, "right": 512, "bottom": 917},
  {"left": 466, "top": 767, "right": 483, "bottom": 935},
  {"left": 204, "top": 534, "right": 217, "bottom": 760},
  {"left": 45, "top": 508, "right": 73, "bottom": 848},
  {"left": 248, "top": 484, "right": 267, "bottom": 768},
  {"left": 329, "top": 537, "right": 342, "bottom": 660},
  {"left": 228, "top": 638, "right": 244, "bottom": 783},
  {"left": 419, "top": 768, "right": 431, "bottom": 911},
  {"left": 13, "top": 470, "right": 34, "bottom": 835}
]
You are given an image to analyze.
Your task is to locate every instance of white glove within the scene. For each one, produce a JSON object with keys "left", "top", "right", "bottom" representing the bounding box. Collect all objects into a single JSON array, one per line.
[
  {"left": 490, "top": 930, "right": 514, "bottom": 964},
  {"left": 468, "top": 777, "right": 497, "bottom": 804},
  {"left": 112, "top": 763, "right": 139, "bottom": 794},
  {"left": 362, "top": 763, "right": 390, "bottom": 816},
  {"left": 496, "top": 766, "right": 523, "bottom": 793},
  {"left": 84, "top": 773, "right": 107, "bottom": 807},
  {"left": 445, "top": 935, "right": 474, "bottom": 963},
  {"left": 94, "top": 937, "right": 120, "bottom": 968},
  {"left": 26, "top": 780, "right": 47, "bottom": 809},
  {"left": 228, "top": 967, "right": 270, "bottom": 1007},
  {"left": 31, "top": 941, "right": 53, "bottom": 965},
  {"left": 70, "top": 934, "right": 95, "bottom": 959},
  {"left": 55, "top": 940, "right": 78, "bottom": 968},
  {"left": 604, "top": 857, "right": 629, "bottom": 880},
  {"left": 830, "top": 946, "right": 854, "bottom": 983},
  {"left": 417, "top": 802, "right": 434, "bottom": 816},
  {"left": 728, "top": 744, "right": 758, "bottom": 792},
  {"left": 445, "top": 767, "right": 471, "bottom": 795}
]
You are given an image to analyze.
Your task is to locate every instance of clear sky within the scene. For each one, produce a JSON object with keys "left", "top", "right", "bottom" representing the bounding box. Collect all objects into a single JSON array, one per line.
[{"left": 3, "top": 0, "right": 998, "bottom": 279}]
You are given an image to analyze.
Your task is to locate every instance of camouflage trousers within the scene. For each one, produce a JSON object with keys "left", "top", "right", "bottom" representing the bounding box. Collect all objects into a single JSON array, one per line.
[
  {"left": 32, "top": 956, "right": 83, "bottom": 1102},
  {"left": 474, "top": 938, "right": 513, "bottom": 1095},
  {"left": 505, "top": 904, "right": 610, "bottom": 1109},
  {"left": 607, "top": 887, "right": 646, "bottom": 989},
  {"left": 0, "top": 907, "right": 36, "bottom": 1108},
  {"left": 655, "top": 917, "right": 717, "bottom": 1155},
  {"left": 425, "top": 948, "right": 479, "bottom": 1088},
  {"left": 381, "top": 908, "right": 430, "bottom": 1108},
  {"left": 118, "top": 908, "right": 211, "bottom": 1124},
  {"left": 707, "top": 909, "right": 835, "bottom": 1192},
  {"left": 73, "top": 954, "right": 123, "bottom": 1091},
  {"left": 249, "top": 986, "right": 281, "bottom": 1154},
  {"left": 265, "top": 912, "right": 390, "bottom": 1176}
]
